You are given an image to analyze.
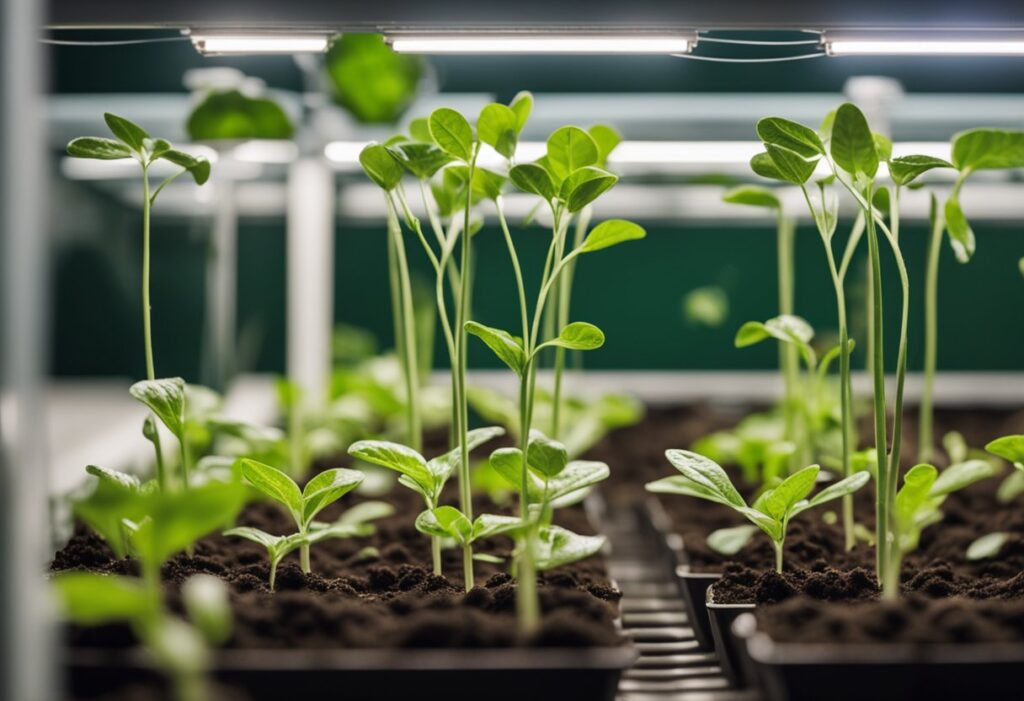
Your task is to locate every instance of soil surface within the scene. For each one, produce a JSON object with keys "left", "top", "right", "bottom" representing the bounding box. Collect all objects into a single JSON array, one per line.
[
  {"left": 757, "top": 594, "right": 1024, "bottom": 644},
  {"left": 54, "top": 486, "right": 622, "bottom": 651}
]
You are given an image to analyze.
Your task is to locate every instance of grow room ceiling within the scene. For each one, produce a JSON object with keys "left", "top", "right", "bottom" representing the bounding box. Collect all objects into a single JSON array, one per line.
[{"left": 45, "top": 0, "right": 1024, "bottom": 30}]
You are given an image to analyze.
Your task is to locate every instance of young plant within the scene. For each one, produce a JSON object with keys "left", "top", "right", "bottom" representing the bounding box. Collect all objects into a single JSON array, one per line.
[
  {"left": 722, "top": 187, "right": 800, "bottom": 465},
  {"left": 646, "top": 450, "right": 869, "bottom": 572},
  {"left": 225, "top": 501, "right": 393, "bottom": 591},
  {"left": 67, "top": 114, "right": 210, "bottom": 383},
  {"left": 347, "top": 425, "right": 505, "bottom": 578},
  {"left": 751, "top": 103, "right": 912, "bottom": 597},
  {"left": 890, "top": 459, "right": 998, "bottom": 584},
  {"left": 59, "top": 472, "right": 245, "bottom": 701},
  {"left": 414, "top": 506, "right": 522, "bottom": 566},
  {"left": 236, "top": 458, "right": 364, "bottom": 575},
  {"left": 883, "top": 130, "right": 1024, "bottom": 461},
  {"left": 987, "top": 434, "right": 1024, "bottom": 503}
]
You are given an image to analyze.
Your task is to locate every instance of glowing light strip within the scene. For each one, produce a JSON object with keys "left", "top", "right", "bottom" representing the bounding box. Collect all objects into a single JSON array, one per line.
[
  {"left": 388, "top": 35, "right": 693, "bottom": 55},
  {"left": 191, "top": 35, "right": 329, "bottom": 55},
  {"left": 826, "top": 38, "right": 1024, "bottom": 56}
]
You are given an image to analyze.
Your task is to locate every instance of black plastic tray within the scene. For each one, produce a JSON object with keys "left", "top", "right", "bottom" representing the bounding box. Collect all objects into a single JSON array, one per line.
[
  {"left": 705, "top": 586, "right": 755, "bottom": 688},
  {"left": 733, "top": 612, "right": 1024, "bottom": 701},
  {"left": 68, "top": 641, "right": 637, "bottom": 701}
]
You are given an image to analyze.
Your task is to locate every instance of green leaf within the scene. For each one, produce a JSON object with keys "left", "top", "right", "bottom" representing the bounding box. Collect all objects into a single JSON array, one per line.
[
  {"left": 895, "top": 464, "right": 938, "bottom": 527},
  {"left": 645, "top": 474, "right": 733, "bottom": 502},
  {"left": 471, "top": 513, "right": 522, "bottom": 540},
  {"left": 336, "top": 500, "right": 395, "bottom": 526},
  {"left": 546, "top": 126, "right": 599, "bottom": 183},
  {"left": 409, "top": 118, "right": 432, "bottom": 142},
  {"left": 301, "top": 468, "right": 364, "bottom": 526},
  {"left": 389, "top": 142, "right": 452, "bottom": 179},
  {"left": 536, "top": 322, "right": 605, "bottom": 356},
  {"left": 156, "top": 150, "right": 211, "bottom": 185},
  {"left": 325, "top": 34, "right": 423, "bottom": 124},
  {"left": 931, "top": 459, "right": 998, "bottom": 497},
  {"left": 944, "top": 196, "right": 976, "bottom": 263},
  {"left": 986, "top": 434, "right": 1024, "bottom": 466},
  {"left": 873, "top": 133, "right": 893, "bottom": 162},
  {"left": 223, "top": 526, "right": 286, "bottom": 550},
  {"left": 889, "top": 155, "right": 954, "bottom": 186},
  {"left": 589, "top": 124, "right": 622, "bottom": 167},
  {"left": 526, "top": 432, "right": 569, "bottom": 478},
  {"left": 559, "top": 166, "right": 618, "bottom": 212},
  {"left": 477, "top": 103, "right": 519, "bottom": 159},
  {"left": 663, "top": 449, "right": 746, "bottom": 509},
  {"left": 998, "top": 470, "right": 1024, "bottom": 503},
  {"left": 509, "top": 91, "right": 533, "bottom": 133},
  {"left": 722, "top": 185, "right": 780, "bottom": 210},
  {"left": 706, "top": 524, "right": 759, "bottom": 556},
  {"left": 762, "top": 465, "right": 819, "bottom": 519},
  {"left": 238, "top": 459, "right": 303, "bottom": 522},
  {"left": 792, "top": 470, "right": 871, "bottom": 516},
  {"left": 429, "top": 108, "right": 475, "bottom": 161},
  {"left": 133, "top": 481, "right": 247, "bottom": 566},
  {"left": 104, "top": 113, "right": 150, "bottom": 152},
  {"left": 469, "top": 167, "right": 507, "bottom": 200},
  {"left": 489, "top": 448, "right": 543, "bottom": 501},
  {"left": 465, "top": 321, "right": 526, "bottom": 376},
  {"left": 426, "top": 426, "right": 507, "bottom": 487},
  {"left": 764, "top": 144, "right": 818, "bottom": 185},
  {"left": 347, "top": 440, "right": 434, "bottom": 496},
  {"left": 186, "top": 90, "right": 294, "bottom": 141},
  {"left": 545, "top": 460, "right": 610, "bottom": 501},
  {"left": 419, "top": 506, "right": 473, "bottom": 545},
  {"left": 830, "top": 103, "right": 878, "bottom": 178},
  {"left": 129, "top": 378, "right": 186, "bottom": 440},
  {"left": 66, "top": 137, "right": 134, "bottom": 161},
  {"left": 756, "top": 117, "right": 824, "bottom": 158},
  {"left": 359, "top": 143, "right": 404, "bottom": 190},
  {"left": 966, "top": 531, "right": 1009, "bottom": 561},
  {"left": 580, "top": 219, "right": 646, "bottom": 253},
  {"left": 53, "top": 572, "right": 151, "bottom": 625},
  {"left": 952, "top": 128, "right": 1024, "bottom": 171},
  {"left": 535, "top": 525, "right": 604, "bottom": 571},
  {"left": 73, "top": 466, "right": 146, "bottom": 559},
  {"left": 510, "top": 162, "right": 555, "bottom": 200},
  {"left": 750, "top": 152, "right": 784, "bottom": 181},
  {"left": 735, "top": 315, "right": 816, "bottom": 368}
]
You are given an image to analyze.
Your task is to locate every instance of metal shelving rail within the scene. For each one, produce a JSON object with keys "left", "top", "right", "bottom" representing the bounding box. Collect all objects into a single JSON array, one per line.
[{"left": 605, "top": 506, "right": 758, "bottom": 701}]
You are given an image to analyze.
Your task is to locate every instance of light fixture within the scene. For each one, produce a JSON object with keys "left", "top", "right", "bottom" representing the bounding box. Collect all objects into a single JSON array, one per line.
[
  {"left": 823, "top": 31, "right": 1024, "bottom": 56},
  {"left": 189, "top": 33, "right": 330, "bottom": 56},
  {"left": 387, "top": 33, "right": 696, "bottom": 55}
]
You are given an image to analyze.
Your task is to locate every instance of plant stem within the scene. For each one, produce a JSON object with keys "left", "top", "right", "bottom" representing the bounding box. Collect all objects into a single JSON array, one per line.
[
  {"left": 152, "top": 428, "right": 167, "bottom": 491},
  {"left": 551, "top": 207, "right": 587, "bottom": 440},
  {"left": 774, "top": 540, "right": 784, "bottom": 573},
  {"left": 269, "top": 560, "right": 278, "bottom": 591},
  {"left": 777, "top": 213, "right": 800, "bottom": 470},
  {"left": 385, "top": 196, "right": 422, "bottom": 452},
  {"left": 142, "top": 165, "right": 155, "bottom": 382},
  {"left": 919, "top": 196, "right": 943, "bottom": 463},
  {"left": 864, "top": 190, "right": 892, "bottom": 595},
  {"left": 431, "top": 535, "right": 442, "bottom": 576},
  {"left": 516, "top": 361, "right": 540, "bottom": 634},
  {"left": 455, "top": 149, "right": 479, "bottom": 588},
  {"left": 300, "top": 542, "right": 311, "bottom": 574}
]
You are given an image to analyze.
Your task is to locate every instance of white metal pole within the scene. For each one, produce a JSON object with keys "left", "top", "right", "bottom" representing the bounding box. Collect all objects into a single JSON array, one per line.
[
  {"left": 1, "top": 0, "right": 54, "bottom": 698},
  {"left": 286, "top": 157, "right": 335, "bottom": 406},
  {"left": 207, "top": 177, "right": 238, "bottom": 390}
]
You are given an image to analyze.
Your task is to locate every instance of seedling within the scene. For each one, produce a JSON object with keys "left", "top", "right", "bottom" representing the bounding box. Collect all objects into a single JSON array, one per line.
[
  {"left": 646, "top": 450, "right": 869, "bottom": 572},
  {"left": 693, "top": 412, "right": 796, "bottom": 487},
  {"left": 890, "top": 459, "right": 998, "bottom": 586},
  {"left": 415, "top": 506, "right": 522, "bottom": 560},
  {"left": 236, "top": 458, "right": 364, "bottom": 575},
  {"left": 59, "top": 473, "right": 245, "bottom": 701},
  {"left": 67, "top": 114, "right": 210, "bottom": 383},
  {"left": 225, "top": 501, "right": 393, "bottom": 590},
  {"left": 987, "top": 434, "right": 1024, "bottom": 503},
  {"left": 347, "top": 425, "right": 506, "bottom": 577}
]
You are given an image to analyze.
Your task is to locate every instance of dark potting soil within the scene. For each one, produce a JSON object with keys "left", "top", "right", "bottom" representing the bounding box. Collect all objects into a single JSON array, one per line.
[
  {"left": 592, "top": 404, "right": 1024, "bottom": 582},
  {"left": 757, "top": 594, "right": 1024, "bottom": 644},
  {"left": 53, "top": 486, "right": 623, "bottom": 651}
]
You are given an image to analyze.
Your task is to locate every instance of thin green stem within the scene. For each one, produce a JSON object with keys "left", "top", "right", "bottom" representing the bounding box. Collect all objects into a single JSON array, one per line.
[
  {"left": 142, "top": 165, "right": 155, "bottom": 381},
  {"left": 151, "top": 427, "right": 167, "bottom": 491},
  {"left": 386, "top": 196, "right": 422, "bottom": 452},
  {"left": 431, "top": 536, "right": 442, "bottom": 576},
  {"left": 300, "top": 542, "right": 311, "bottom": 574},
  {"left": 774, "top": 539, "right": 784, "bottom": 574},
  {"left": 777, "top": 213, "right": 799, "bottom": 470},
  {"left": 919, "top": 196, "right": 943, "bottom": 463}
]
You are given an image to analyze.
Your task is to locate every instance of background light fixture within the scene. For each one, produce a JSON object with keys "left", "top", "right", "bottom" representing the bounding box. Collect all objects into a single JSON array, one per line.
[
  {"left": 387, "top": 33, "right": 696, "bottom": 55},
  {"left": 823, "top": 31, "right": 1024, "bottom": 56},
  {"left": 190, "top": 33, "right": 330, "bottom": 55}
]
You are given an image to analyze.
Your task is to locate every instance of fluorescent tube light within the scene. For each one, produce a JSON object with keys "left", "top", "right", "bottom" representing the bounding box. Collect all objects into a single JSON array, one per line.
[
  {"left": 191, "top": 34, "right": 329, "bottom": 55},
  {"left": 824, "top": 32, "right": 1024, "bottom": 56},
  {"left": 388, "top": 34, "right": 694, "bottom": 55}
]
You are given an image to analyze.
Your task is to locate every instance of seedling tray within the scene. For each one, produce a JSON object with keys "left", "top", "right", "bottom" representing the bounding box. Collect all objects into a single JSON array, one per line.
[
  {"left": 705, "top": 587, "right": 755, "bottom": 688},
  {"left": 640, "top": 497, "right": 720, "bottom": 651},
  {"left": 68, "top": 643, "right": 637, "bottom": 701},
  {"left": 733, "top": 612, "right": 1024, "bottom": 701}
]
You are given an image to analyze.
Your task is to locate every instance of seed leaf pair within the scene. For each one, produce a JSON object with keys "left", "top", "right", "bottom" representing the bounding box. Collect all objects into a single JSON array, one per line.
[{"left": 415, "top": 506, "right": 522, "bottom": 547}]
